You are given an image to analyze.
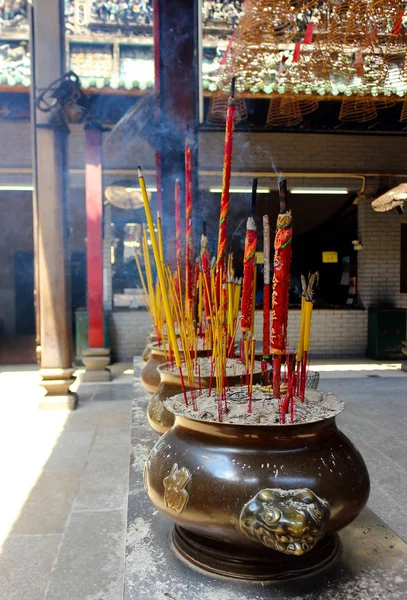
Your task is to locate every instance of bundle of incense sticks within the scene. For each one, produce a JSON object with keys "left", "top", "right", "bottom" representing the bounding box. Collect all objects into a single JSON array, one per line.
[
  {"left": 271, "top": 178, "right": 292, "bottom": 399},
  {"left": 137, "top": 167, "right": 317, "bottom": 423},
  {"left": 135, "top": 71, "right": 319, "bottom": 422}
]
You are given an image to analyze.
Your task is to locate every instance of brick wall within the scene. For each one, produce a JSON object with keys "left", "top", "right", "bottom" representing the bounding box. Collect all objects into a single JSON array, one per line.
[
  {"left": 358, "top": 197, "right": 407, "bottom": 310},
  {"left": 109, "top": 310, "right": 152, "bottom": 362}
]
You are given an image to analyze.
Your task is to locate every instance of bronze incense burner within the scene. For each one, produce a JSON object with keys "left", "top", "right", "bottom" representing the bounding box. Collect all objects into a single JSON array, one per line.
[
  {"left": 141, "top": 344, "right": 211, "bottom": 395},
  {"left": 144, "top": 395, "right": 370, "bottom": 581}
]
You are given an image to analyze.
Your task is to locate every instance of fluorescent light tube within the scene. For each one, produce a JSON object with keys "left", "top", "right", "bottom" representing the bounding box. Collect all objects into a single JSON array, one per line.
[
  {"left": 290, "top": 188, "right": 348, "bottom": 195},
  {"left": 0, "top": 185, "right": 34, "bottom": 191},
  {"left": 209, "top": 187, "right": 270, "bottom": 194}
]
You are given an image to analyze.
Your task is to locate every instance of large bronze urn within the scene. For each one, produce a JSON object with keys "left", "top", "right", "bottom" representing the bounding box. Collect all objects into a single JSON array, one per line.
[{"left": 144, "top": 392, "right": 370, "bottom": 581}]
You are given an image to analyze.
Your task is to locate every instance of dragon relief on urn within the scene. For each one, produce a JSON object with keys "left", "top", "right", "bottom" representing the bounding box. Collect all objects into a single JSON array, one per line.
[{"left": 239, "top": 488, "right": 330, "bottom": 556}]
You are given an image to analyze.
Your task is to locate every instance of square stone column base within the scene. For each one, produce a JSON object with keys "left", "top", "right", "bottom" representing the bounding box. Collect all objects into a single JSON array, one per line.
[
  {"left": 39, "top": 368, "right": 77, "bottom": 410},
  {"left": 82, "top": 347, "right": 112, "bottom": 382},
  {"left": 39, "top": 393, "right": 78, "bottom": 410}
]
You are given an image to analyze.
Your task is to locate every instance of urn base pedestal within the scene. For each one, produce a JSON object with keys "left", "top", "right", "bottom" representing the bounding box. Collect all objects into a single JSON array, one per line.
[
  {"left": 82, "top": 348, "right": 111, "bottom": 382},
  {"left": 172, "top": 526, "right": 340, "bottom": 582},
  {"left": 39, "top": 368, "right": 77, "bottom": 410}
]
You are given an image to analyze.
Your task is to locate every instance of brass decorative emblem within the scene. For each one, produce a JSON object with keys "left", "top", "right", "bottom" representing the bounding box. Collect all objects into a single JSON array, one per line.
[
  {"left": 151, "top": 401, "right": 164, "bottom": 425},
  {"left": 239, "top": 488, "right": 329, "bottom": 556},
  {"left": 163, "top": 463, "right": 191, "bottom": 514}
]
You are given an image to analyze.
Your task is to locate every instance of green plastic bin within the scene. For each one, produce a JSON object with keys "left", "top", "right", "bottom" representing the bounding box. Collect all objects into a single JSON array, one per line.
[
  {"left": 75, "top": 310, "right": 110, "bottom": 366},
  {"left": 367, "top": 308, "right": 407, "bottom": 360}
]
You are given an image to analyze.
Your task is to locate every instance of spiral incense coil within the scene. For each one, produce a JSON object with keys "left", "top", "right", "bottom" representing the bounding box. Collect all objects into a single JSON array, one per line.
[
  {"left": 339, "top": 96, "right": 378, "bottom": 122},
  {"left": 236, "top": 1, "right": 298, "bottom": 44},
  {"left": 266, "top": 96, "right": 303, "bottom": 127},
  {"left": 327, "top": 0, "right": 351, "bottom": 49},
  {"left": 290, "top": 0, "right": 319, "bottom": 9},
  {"left": 370, "top": 0, "right": 404, "bottom": 32},
  {"left": 299, "top": 98, "right": 319, "bottom": 115},
  {"left": 375, "top": 97, "right": 396, "bottom": 110},
  {"left": 219, "top": 0, "right": 298, "bottom": 90},
  {"left": 308, "top": 40, "right": 331, "bottom": 82},
  {"left": 399, "top": 99, "right": 407, "bottom": 122},
  {"left": 345, "top": 0, "right": 374, "bottom": 48},
  {"left": 207, "top": 91, "right": 248, "bottom": 125}
]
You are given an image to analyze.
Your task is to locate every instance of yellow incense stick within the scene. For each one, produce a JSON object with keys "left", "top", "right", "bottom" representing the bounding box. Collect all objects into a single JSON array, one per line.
[
  {"left": 198, "top": 271, "right": 203, "bottom": 325},
  {"left": 133, "top": 250, "right": 151, "bottom": 312},
  {"left": 157, "top": 212, "right": 165, "bottom": 264},
  {"left": 143, "top": 231, "right": 157, "bottom": 327},
  {"left": 296, "top": 296, "right": 306, "bottom": 362},
  {"left": 138, "top": 168, "right": 181, "bottom": 368},
  {"left": 303, "top": 300, "right": 313, "bottom": 352}
]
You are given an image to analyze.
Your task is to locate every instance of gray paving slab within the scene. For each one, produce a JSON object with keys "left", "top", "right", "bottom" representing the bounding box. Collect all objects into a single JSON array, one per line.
[
  {"left": 63, "top": 412, "right": 100, "bottom": 432},
  {"left": 0, "top": 534, "right": 62, "bottom": 600},
  {"left": 44, "top": 510, "right": 126, "bottom": 600},
  {"left": 79, "top": 399, "right": 133, "bottom": 413},
  {"left": 42, "top": 430, "right": 95, "bottom": 471},
  {"left": 75, "top": 384, "right": 99, "bottom": 403},
  {"left": 10, "top": 470, "right": 82, "bottom": 536},
  {"left": 73, "top": 428, "right": 131, "bottom": 511},
  {"left": 368, "top": 485, "right": 407, "bottom": 542},
  {"left": 98, "top": 410, "right": 132, "bottom": 431},
  {"left": 93, "top": 383, "right": 133, "bottom": 401}
]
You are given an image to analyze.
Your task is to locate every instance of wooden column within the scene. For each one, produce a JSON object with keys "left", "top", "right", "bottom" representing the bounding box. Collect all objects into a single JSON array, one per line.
[
  {"left": 31, "top": 0, "right": 77, "bottom": 409},
  {"left": 157, "top": 0, "right": 199, "bottom": 250},
  {"left": 82, "top": 127, "right": 111, "bottom": 381}
]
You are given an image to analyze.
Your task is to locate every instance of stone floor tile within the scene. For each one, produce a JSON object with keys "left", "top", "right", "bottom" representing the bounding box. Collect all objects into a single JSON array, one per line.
[
  {"left": 63, "top": 412, "right": 100, "bottom": 432},
  {"left": 93, "top": 383, "right": 132, "bottom": 401},
  {"left": 0, "top": 534, "right": 61, "bottom": 600},
  {"left": 78, "top": 399, "right": 133, "bottom": 413},
  {"left": 367, "top": 485, "right": 407, "bottom": 543},
  {"left": 11, "top": 469, "right": 82, "bottom": 536},
  {"left": 98, "top": 410, "right": 132, "bottom": 430},
  {"left": 42, "top": 431, "right": 95, "bottom": 471},
  {"left": 45, "top": 510, "right": 126, "bottom": 600},
  {"left": 73, "top": 428, "right": 131, "bottom": 511}
]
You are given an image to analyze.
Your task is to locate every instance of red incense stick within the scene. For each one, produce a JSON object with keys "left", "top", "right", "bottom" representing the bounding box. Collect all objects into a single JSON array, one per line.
[
  {"left": 215, "top": 77, "right": 236, "bottom": 303},
  {"left": 262, "top": 214, "right": 271, "bottom": 383},
  {"left": 185, "top": 132, "right": 194, "bottom": 309},
  {"left": 271, "top": 178, "right": 292, "bottom": 398}
]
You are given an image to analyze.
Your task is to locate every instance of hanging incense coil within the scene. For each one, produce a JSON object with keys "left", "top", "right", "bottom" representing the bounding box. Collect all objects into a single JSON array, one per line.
[
  {"left": 339, "top": 96, "right": 378, "bottom": 122},
  {"left": 375, "top": 97, "right": 396, "bottom": 110},
  {"left": 344, "top": 0, "right": 374, "bottom": 48},
  {"left": 290, "top": 1, "right": 319, "bottom": 8},
  {"left": 266, "top": 96, "right": 303, "bottom": 126},
  {"left": 219, "top": 0, "right": 297, "bottom": 91},
  {"left": 399, "top": 99, "right": 407, "bottom": 122},
  {"left": 370, "top": 0, "right": 403, "bottom": 33},
  {"left": 207, "top": 91, "right": 249, "bottom": 125},
  {"left": 299, "top": 98, "right": 319, "bottom": 115}
]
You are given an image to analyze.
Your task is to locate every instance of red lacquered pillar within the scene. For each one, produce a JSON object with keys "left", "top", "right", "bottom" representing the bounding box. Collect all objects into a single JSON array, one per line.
[{"left": 82, "top": 127, "right": 111, "bottom": 381}]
